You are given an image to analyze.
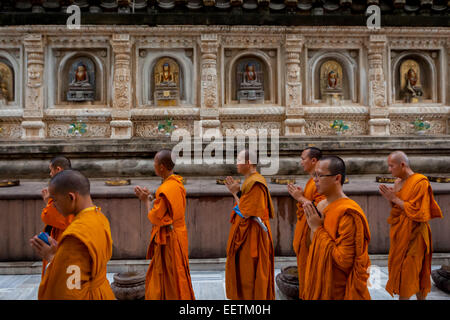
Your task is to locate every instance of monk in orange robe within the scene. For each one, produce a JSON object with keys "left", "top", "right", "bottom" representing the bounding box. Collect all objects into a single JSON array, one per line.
[
  {"left": 135, "top": 149, "right": 195, "bottom": 300},
  {"left": 301, "top": 155, "right": 371, "bottom": 300},
  {"left": 379, "top": 151, "right": 443, "bottom": 300},
  {"left": 224, "top": 149, "right": 275, "bottom": 300},
  {"left": 40, "top": 156, "right": 74, "bottom": 276},
  {"left": 30, "top": 170, "right": 115, "bottom": 300},
  {"left": 287, "top": 147, "right": 325, "bottom": 298}
]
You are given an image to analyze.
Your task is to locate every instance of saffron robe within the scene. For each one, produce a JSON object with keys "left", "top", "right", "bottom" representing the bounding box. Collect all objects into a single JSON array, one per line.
[
  {"left": 302, "top": 197, "right": 371, "bottom": 300},
  {"left": 225, "top": 172, "right": 275, "bottom": 300},
  {"left": 292, "top": 177, "right": 325, "bottom": 298},
  {"left": 38, "top": 206, "right": 115, "bottom": 300},
  {"left": 40, "top": 199, "right": 73, "bottom": 276},
  {"left": 145, "top": 174, "right": 195, "bottom": 300},
  {"left": 385, "top": 173, "right": 443, "bottom": 299}
]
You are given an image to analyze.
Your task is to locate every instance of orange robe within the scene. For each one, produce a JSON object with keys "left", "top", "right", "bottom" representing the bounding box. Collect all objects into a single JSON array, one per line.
[
  {"left": 302, "top": 197, "right": 371, "bottom": 300},
  {"left": 225, "top": 172, "right": 275, "bottom": 300},
  {"left": 40, "top": 199, "right": 73, "bottom": 276},
  {"left": 292, "top": 177, "right": 325, "bottom": 298},
  {"left": 38, "top": 206, "right": 115, "bottom": 300},
  {"left": 385, "top": 173, "right": 443, "bottom": 299},
  {"left": 145, "top": 174, "right": 195, "bottom": 300}
]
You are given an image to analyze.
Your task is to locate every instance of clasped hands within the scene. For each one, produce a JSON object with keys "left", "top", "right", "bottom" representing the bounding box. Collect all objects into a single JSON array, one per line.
[{"left": 29, "top": 234, "right": 58, "bottom": 263}]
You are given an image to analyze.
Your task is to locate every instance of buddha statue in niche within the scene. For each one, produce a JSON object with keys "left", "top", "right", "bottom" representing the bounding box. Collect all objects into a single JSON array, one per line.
[
  {"left": 320, "top": 60, "right": 343, "bottom": 105},
  {"left": 66, "top": 58, "right": 95, "bottom": 102},
  {"left": 403, "top": 68, "right": 423, "bottom": 103},
  {"left": 0, "top": 62, "right": 13, "bottom": 105},
  {"left": 158, "top": 63, "right": 174, "bottom": 84},
  {"left": 237, "top": 60, "right": 264, "bottom": 103},
  {"left": 71, "top": 64, "right": 91, "bottom": 87},
  {"left": 400, "top": 60, "right": 423, "bottom": 103},
  {"left": 327, "top": 70, "right": 339, "bottom": 89},
  {"left": 153, "top": 58, "right": 180, "bottom": 106}
]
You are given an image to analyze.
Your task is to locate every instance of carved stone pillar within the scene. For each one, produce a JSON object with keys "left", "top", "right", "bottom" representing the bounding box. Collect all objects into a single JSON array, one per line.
[
  {"left": 284, "top": 34, "right": 305, "bottom": 136},
  {"left": 367, "top": 35, "right": 389, "bottom": 136},
  {"left": 110, "top": 34, "right": 133, "bottom": 139},
  {"left": 199, "top": 34, "right": 220, "bottom": 135},
  {"left": 22, "top": 34, "right": 46, "bottom": 139},
  {"left": 447, "top": 40, "right": 450, "bottom": 134}
]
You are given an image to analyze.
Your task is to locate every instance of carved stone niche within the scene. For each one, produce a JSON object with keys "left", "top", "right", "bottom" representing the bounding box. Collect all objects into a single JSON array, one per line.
[
  {"left": 139, "top": 49, "right": 194, "bottom": 107},
  {"left": 225, "top": 49, "right": 276, "bottom": 105},
  {"left": 0, "top": 57, "right": 14, "bottom": 106},
  {"left": 152, "top": 57, "right": 181, "bottom": 107},
  {"left": 391, "top": 51, "right": 439, "bottom": 104},
  {"left": 53, "top": 50, "right": 107, "bottom": 106},
  {"left": 307, "top": 50, "right": 358, "bottom": 105}
]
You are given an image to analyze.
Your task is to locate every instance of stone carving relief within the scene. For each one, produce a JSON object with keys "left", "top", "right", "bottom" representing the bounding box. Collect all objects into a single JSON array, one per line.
[{"left": 47, "top": 123, "right": 110, "bottom": 138}]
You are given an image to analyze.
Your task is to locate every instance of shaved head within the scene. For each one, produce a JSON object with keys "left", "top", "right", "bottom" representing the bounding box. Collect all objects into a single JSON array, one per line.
[
  {"left": 389, "top": 151, "right": 410, "bottom": 167},
  {"left": 49, "top": 169, "right": 90, "bottom": 196},
  {"left": 238, "top": 149, "right": 257, "bottom": 166},
  {"left": 50, "top": 156, "right": 71, "bottom": 170},
  {"left": 155, "top": 149, "right": 175, "bottom": 171},
  {"left": 305, "top": 147, "right": 322, "bottom": 161},
  {"left": 320, "top": 155, "right": 346, "bottom": 186}
]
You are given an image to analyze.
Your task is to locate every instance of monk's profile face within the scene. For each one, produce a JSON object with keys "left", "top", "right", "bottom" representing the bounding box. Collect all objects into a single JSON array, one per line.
[
  {"left": 49, "top": 164, "right": 62, "bottom": 178},
  {"left": 48, "top": 184, "right": 76, "bottom": 217},
  {"left": 314, "top": 160, "right": 339, "bottom": 195},
  {"left": 387, "top": 155, "right": 404, "bottom": 178},
  {"left": 300, "top": 149, "right": 316, "bottom": 174}
]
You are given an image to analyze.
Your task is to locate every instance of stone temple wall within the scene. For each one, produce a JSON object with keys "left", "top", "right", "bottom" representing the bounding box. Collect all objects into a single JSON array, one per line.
[{"left": 0, "top": 25, "right": 448, "bottom": 140}]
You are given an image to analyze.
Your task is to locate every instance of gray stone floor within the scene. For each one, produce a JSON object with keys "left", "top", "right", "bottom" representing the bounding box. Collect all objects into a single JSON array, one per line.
[{"left": 0, "top": 266, "right": 449, "bottom": 300}]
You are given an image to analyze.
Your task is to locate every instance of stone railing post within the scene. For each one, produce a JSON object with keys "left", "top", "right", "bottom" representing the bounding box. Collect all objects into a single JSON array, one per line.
[
  {"left": 367, "top": 34, "right": 390, "bottom": 136},
  {"left": 22, "top": 34, "right": 46, "bottom": 139},
  {"left": 110, "top": 34, "right": 133, "bottom": 139},
  {"left": 284, "top": 34, "right": 305, "bottom": 136}
]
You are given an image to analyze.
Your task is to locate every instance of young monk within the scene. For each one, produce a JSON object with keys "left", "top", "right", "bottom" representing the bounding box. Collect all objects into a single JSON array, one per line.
[
  {"left": 302, "top": 156, "right": 371, "bottom": 300},
  {"left": 224, "top": 149, "right": 275, "bottom": 300},
  {"left": 134, "top": 149, "right": 195, "bottom": 300},
  {"left": 287, "top": 147, "right": 325, "bottom": 298},
  {"left": 40, "top": 156, "right": 74, "bottom": 276},
  {"left": 30, "top": 170, "right": 115, "bottom": 300},
  {"left": 379, "top": 151, "right": 443, "bottom": 300}
]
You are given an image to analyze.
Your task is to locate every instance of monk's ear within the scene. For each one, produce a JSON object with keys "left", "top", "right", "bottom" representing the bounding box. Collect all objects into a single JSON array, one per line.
[{"left": 68, "top": 192, "right": 76, "bottom": 201}]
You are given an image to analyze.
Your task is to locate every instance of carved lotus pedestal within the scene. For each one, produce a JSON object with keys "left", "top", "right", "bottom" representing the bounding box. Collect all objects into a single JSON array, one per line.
[
  {"left": 431, "top": 265, "right": 450, "bottom": 294},
  {"left": 111, "top": 271, "right": 146, "bottom": 300},
  {"left": 275, "top": 266, "right": 300, "bottom": 300}
]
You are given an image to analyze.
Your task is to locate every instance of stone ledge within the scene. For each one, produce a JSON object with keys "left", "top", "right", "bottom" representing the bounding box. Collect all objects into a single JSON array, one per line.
[
  {"left": 1, "top": 254, "right": 449, "bottom": 275},
  {"left": 1, "top": 176, "right": 449, "bottom": 200}
]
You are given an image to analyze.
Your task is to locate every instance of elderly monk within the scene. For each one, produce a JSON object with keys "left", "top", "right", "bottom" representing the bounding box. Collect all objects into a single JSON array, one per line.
[
  {"left": 224, "top": 149, "right": 275, "bottom": 300},
  {"left": 287, "top": 147, "right": 325, "bottom": 298},
  {"left": 40, "top": 156, "right": 74, "bottom": 276},
  {"left": 30, "top": 170, "right": 115, "bottom": 300},
  {"left": 302, "top": 156, "right": 371, "bottom": 300},
  {"left": 379, "top": 151, "right": 443, "bottom": 300},
  {"left": 135, "top": 149, "right": 195, "bottom": 300}
]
